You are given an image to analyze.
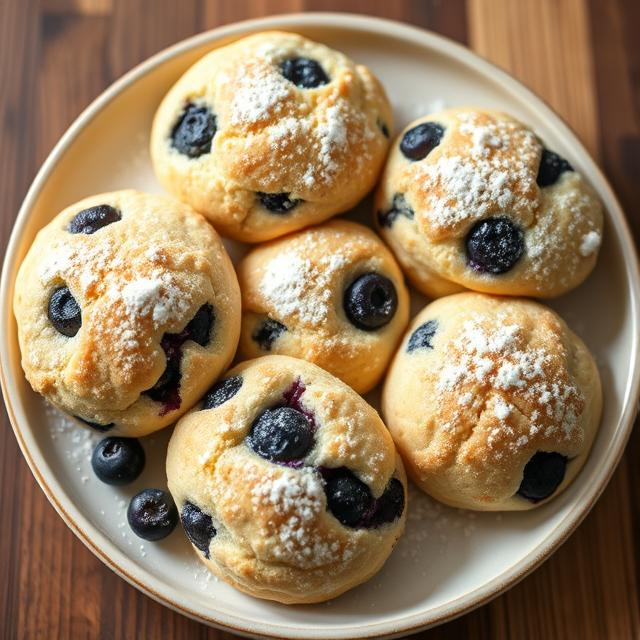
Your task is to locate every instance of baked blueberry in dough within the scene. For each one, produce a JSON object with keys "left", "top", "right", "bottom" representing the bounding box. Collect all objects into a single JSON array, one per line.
[
  {"left": 375, "top": 108, "right": 604, "bottom": 298},
  {"left": 151, "top": 31, "right": 392, "bottom": 243},
  {"left": 382, "top": 293, "right": 602, "bottom": 510},
  {"left": 13, "top": 190, "right": 241, "bottom": 437},
  {"left": 237, "top": 220, "right": 409, "bottom": 394},
  {"left": 166, "top": 355, "right": 407, "bottom": 603}
]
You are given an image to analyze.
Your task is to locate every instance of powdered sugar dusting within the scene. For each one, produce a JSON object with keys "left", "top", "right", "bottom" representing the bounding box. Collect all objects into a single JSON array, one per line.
[
  {"left": 579, "top": 230, "right": 601, "bottom": 257},
  {"left": 260, "top": 249, "right": 347, "bottom": 326},
  {"left": 117, "top": 273, "right": 191, "bottom": 328},
  {"left": 415, "top": 111, "right": 539, "bottom": 233},
  {"left": 226, "top": 53, "right": 375, "bottom": 192},
  {"left": 230, "top": 62, "right": 293, "bottom": 125},
  {"left": 248, "top": 467, "right": 351, "bottom": 567},
  {"left": 434, "top": 313, "right": 585, "bottom": 459}
]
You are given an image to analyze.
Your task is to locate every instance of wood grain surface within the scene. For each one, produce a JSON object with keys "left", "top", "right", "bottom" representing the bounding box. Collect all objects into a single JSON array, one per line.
[{"left": 1, "top": 0, "right": 638, "bottom": 638}]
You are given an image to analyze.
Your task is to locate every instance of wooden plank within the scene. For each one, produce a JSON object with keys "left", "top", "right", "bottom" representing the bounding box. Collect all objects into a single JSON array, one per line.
[
  {"left": 467, "top": 1, "right": 640, "bottom": 639},
  {"left": 1, "top": 0, "right": 638, "bottom": 638},
  {"left": 467, "top": 0, "right": 599, "bottom": 157}
]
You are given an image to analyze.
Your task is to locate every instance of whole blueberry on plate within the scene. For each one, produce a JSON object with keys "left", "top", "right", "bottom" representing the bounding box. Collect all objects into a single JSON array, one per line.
[
  {"left": 127, "top": 488, "right": 178, "bottom": 541},
  {"left": 91, "top": 437, "right": 145, "bottom": 485}
]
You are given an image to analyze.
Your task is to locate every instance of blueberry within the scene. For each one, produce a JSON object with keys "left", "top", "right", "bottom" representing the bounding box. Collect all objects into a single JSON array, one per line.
[
  {"left": 68, "top": 204, "right": 121, "bottom": 235},
  {"left": 202, "top": 375, "right": 243, "bottom": 410},
  {"left": 252, "top": 318, "right": 287, "bottom": 351},
  {"left": 48, "top": 286, "right": 81, "bottom": 337},
  {"left": 75, "top": 416, "right": 115, "bottom": 432},
  {"left": 400, "top": 122, "right": 444, "bottom": 161},
  {"left": 324, "top": 470, "right": 373, "bottom": 528},
  {"left": 407, "top": 320, "right": 438, "bottom": 353},
  {"left": 185, "top": 303, "right": 214, "bottom": 347},
  {"left": 171, "top": 103, "right": 216, "bottom": 158},
  {"left": 377, "top": 193, "right": 414, "bottom": 228},
  {"left": 517, "top": 451, "right": 567, "bottom": 502},
  {"left": 181, "top": 502, "right": 216, "bottom": 558},
  {"left": 377, "top": 118, "right": 390, "bottom": 138},
  {"left": 536, "top": 149, "right": 573, "bottom": 187},
  {"left": 465, "top": 217, "right": 524, "bottom": 274},
  {"left": 257, "top": 192, "right": 300, "bottom": 213},
  {"left": 370, "top": 478, "right": 405, "bottom": 526},
  {"left": 127, "top": 488, "right": 178, "bottom": 541},
  {"left": 143, "top": 334, "right": 182, "bottom": 415},
  {"left": 91, "top": 437, "right": 145, "bottom": 486},
  {"left": 344, "top": 273, "right": 398, "bottom": 331},
  {"left": 247, "top": 407, "right": 314, "bottom": 462},
  {"left": 279, "top": 57, "right": 329, "bottom": 89}
]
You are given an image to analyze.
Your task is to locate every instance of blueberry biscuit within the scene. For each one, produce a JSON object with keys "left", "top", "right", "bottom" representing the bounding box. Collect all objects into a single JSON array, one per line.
[
  {"left": 151, "top": 31, "right": 392, "bottom": 243},
  {"left": 14, "top": 190, "right": 241, "bottom": 437},
  {"left": 382, "top": 293, "right": 602, "bottom": 510},
  {"left": 375, "top": 108, "right": 603, "bottom": 298},
  {"left": 166, "top": 355, "right": 407, "bottom": 603},
  {"left": 237, "top": 220, "right": 410, "bottom": 393}
]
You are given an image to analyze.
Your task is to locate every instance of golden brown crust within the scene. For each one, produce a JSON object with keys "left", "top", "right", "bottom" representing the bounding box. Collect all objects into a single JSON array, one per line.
[
  {"left": 375, "top": 108, "right": 604, "bottom": 298},
  {"left": 382, "top": 293, "right": 602, "bottom": 510},
  {"left": 13, "top": 190, "right": 241, "bottom": 437},
  {"left": 151, "top": 31, "right": 392, "bottom": 242},
  {"left": 166, "top": 355, "right": 407, "bottom": 603},
  {"left": 236, "top": 220, "right": 410, "bottom": 393}
]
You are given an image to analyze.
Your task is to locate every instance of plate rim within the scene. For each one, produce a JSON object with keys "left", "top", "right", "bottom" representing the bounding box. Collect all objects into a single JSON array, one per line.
[{"left": 1, "top": 11, "right": 639, "bottom": 639}]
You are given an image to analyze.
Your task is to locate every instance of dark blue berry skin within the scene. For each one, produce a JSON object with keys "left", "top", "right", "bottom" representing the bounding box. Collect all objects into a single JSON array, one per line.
[
  {"left": 344, "top": 273, "right": 398, "bottom": 331},
  {"left": 143, "top": 333, "right": 182, "bottom": 415},
  {"left": 369, "top": 478, "right": 405, "bottom": 526},
  {"left": 279, "top": 57, "right": 329, "bottom": 88},
  {"left": 143, "top": 304, "right": 215, "bottom": 415},
  {"left": 407, "top": 320, "right": 438, "bottom": 353},
  {"left": 68, "top": 204, "right": 121, "bottom": 234},
  {"left": 400, "top": 122, "right": 445, "bottom": 161},
  {"left": 323, "top": 469, "right": 373, "bottom": 528},
  {"left": 377, "top": 193, "right": 414, "bottom": 228},
  {"left": 247, "top": 407, "right": 314, "bottom": 463},
  {"left": 75, "top": 416, "right": 115, "bottom": 432},
  {"left": 377, "top": 118, "right": 390, "bottom": 138},
  {"left": 91, "top": 437, "right": 145, "bottom": 486},
  {"left": 48, "top": 287, "right": 82, "bottom": 337},
  {"left": 171, "top": 103, "right": 216, "bottom": 158},
  {"left": 257, "top": 192, "right": 300, "bottom": 214},
  {"left": 517, "top": 452, "right": 567, "bottom": 502},
  {"left": 181, "top": 502, "right": 216, "bottom": 557},
  {"left": 465, "top": 217, "right": 524, "bottom": 274},
  {"left": 185, "top": 304, "right": 214, "bottom": 347},
  {"left": 252, "top": 318, "right": 287, "bottom": 350},
  {"left": 127, "top": 489, "right": 178, "bottom": 541},
  {"left": 202, "top": 375, "right": 243, "bottom": 410},
  {"left": 536, "top": 149, "right": 573, "bottom": 187}
]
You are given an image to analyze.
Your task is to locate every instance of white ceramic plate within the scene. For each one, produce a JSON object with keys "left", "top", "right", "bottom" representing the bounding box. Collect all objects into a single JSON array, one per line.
[{"left": 1, "top": 13, "right": 639, "bottom": 640}]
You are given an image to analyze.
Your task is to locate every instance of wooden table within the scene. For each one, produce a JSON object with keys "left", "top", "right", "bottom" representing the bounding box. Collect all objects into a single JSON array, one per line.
[{"left": 1, "top": 1, "right": 638, "bottom": 638}]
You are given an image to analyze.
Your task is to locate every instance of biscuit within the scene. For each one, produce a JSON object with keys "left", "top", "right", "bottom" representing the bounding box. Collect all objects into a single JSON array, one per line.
[
  {"left": 166, "top": 355, "right": 407, "bottom": 603},
  {"left": 375, "top": 109, "right": 603, "bottom": 298},
  {"left": 237, "top": 220, "right": 409, "bottom": 393},
  {"left": 13, "top": 190, "right": 241, "bottom": 437},
  {"left": 382, "top": 293, "right": 602, "bottom": 510},
  {"left": 151, "top": 31, "right": 392, "bottom": 242}
]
